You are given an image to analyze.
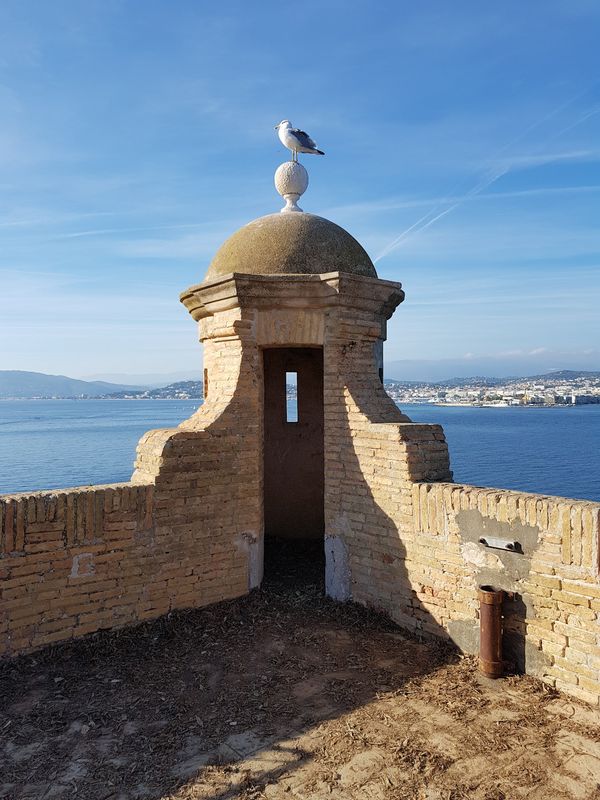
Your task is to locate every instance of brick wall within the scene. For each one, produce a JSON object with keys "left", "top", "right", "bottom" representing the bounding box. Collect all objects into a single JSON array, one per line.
[
  {"left": 0, "top": 478, "right": 253, "bottom": 656},
  {"left": 319, "top": 273, "right": 600, "bottom": 706},
  {"left": 328, "top": 400, "right": 600, "bottom": 705},
  {"left": 323, "top": 281, "right": 454, "bottom": 610},
  {"left": 407, "top": 484, "right": 600, "bottom": 704},
  {"left": 0, "top": 284, "right": 244, "bottom": 658},
  {"left": 0, "top": 303, "right": 264, "bottom": 658}
]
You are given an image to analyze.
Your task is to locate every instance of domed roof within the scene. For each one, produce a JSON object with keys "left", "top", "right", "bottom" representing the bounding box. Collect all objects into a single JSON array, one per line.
[{"left": 204, "top": 212, "right": 377, "bottom": 281}]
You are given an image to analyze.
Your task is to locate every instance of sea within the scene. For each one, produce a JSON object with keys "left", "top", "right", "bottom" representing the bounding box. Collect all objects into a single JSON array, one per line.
[{"left": 0, "top": 399, "right": 599, "bottom": 502}]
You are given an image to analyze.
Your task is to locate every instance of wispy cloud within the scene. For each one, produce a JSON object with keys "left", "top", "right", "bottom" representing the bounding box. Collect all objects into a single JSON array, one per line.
[
  {"left": 1, "top": 2, "right": 599, "bottom": 373},
  {"left": 327, "top": 183, "right": 600, "bottom": 219},
  {"left": 373, "top": 155, "right": 594, "bottom": 263},
  {"left": 52, "top": 222, "right": 220, "bottom": 240},
  {"left": 497, "top": 148, "right": 599, "bottom": 169},
  {"left": 0, "top": 210, "right": 125, "bottom": 229},
  {"left": 373, "top": 163, "right": 509, "bottom": 263},
  {"left": 374, "top": 88, "right": 600, "bottom": 263},
  {"left": 379, "top": 220, "right": 600, "bottom": 263},
  {"left": 114, "top": 229, "right": 235, "bottom": 259}
]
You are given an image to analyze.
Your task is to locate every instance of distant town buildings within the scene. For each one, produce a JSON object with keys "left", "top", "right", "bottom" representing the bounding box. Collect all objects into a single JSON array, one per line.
[
  {"left": 4, "top": 372, "right": 599, "bottom": 405},
  {"left": 106, "top": 372, "right": 600, "bottom": 407},
  {"left": 384, "top": 373, "right": 600, "bottom": 407}
]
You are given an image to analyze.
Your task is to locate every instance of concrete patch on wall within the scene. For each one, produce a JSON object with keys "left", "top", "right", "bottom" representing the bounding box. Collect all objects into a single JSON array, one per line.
[
  {"left": 456, "top": 509, "right": 540, "bottom": 582},
  {"left": 235, "top": 532, "right": 263, "bottom": 590},
  {"left": 70, "top": 553, "right": 95, "bottom": 579},
  {"left": 455, "top": 508, "right": 548, "bottom": 675},
  {"left": 460, "top": 541, "right": 505, "bottom": 572},
  {"left": 325, "top": 534, "right": 351, "bottom": 601}
]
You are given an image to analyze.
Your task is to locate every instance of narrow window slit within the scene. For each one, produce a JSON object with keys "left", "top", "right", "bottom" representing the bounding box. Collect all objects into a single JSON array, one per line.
[{"left": 286, "top": 371, "right": 298, "bottom": 422}]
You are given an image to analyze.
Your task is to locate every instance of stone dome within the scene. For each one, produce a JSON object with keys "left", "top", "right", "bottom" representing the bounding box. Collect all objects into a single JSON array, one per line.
[{"left": 204, "top": 212, "right": 377, "bottom": 281}]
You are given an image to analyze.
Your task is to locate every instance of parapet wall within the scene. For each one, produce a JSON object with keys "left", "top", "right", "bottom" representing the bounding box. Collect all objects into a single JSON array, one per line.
[
  {"left": 327, "top": 389, "right": 600, "bottom": 706},
  {"left": 387, "top": 481, "right": 600, "bottom": 704},
  {"left": 0, "top": 481, "right": 250, "bottom": 657},
  {"left": 4, "top": 448, "right": 599, "bottom": 705},
  {"left": 294, "top": 270, "right": 600, "bottom": 708}
]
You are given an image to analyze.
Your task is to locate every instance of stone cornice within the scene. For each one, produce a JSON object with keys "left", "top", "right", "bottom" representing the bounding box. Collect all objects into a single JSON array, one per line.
[{"left": 180, "top": 271, "right": 404, "bottom": 322}]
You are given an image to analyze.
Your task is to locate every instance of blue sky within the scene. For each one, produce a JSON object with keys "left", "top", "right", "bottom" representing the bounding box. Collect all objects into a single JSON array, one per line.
[{"left": 1, "top": 0, "right": 599, "bottom": 381}]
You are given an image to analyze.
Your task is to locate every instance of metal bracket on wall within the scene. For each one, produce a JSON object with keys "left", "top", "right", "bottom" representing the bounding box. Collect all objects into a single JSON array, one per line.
[{"left": 479, "top": 536, "right": 523, "bottom": 554}]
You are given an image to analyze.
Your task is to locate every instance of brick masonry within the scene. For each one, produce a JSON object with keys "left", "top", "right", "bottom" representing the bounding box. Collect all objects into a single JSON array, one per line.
[
  {"left": 407, "top": 484, "right": 600, "bottom": 705},
  {"left": 2, "top": 271, "right": 600, "bottom": 708}
]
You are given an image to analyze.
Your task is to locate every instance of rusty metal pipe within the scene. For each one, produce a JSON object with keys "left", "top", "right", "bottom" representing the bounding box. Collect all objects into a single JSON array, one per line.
[{"left": 478, "top": 585, "right": 504, "bottom": 678}]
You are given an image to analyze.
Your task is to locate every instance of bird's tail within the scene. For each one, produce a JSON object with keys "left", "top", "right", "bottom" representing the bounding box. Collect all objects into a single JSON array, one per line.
[{"left": 315, "top": 149, "right": 325, "bottom": 155}]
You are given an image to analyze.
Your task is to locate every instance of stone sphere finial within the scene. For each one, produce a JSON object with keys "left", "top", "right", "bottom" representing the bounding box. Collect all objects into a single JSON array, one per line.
[{"left": 274, "top": 161, "right": 309, "bottom": 213}]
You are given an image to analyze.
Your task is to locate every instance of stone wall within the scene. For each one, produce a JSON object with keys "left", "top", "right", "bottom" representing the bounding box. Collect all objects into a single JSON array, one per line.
[
  {"left": 407, "top": 484, "right": 600, "bottom": 704},
  {"left": 133, "top": 305, "right": 264, "bottom": 594},
  {"left": 322, "top": 275, "right": 454, "bottom": 607},
  {"left": 318, "top": 272, "right": 600, "bottom": 706},
  {"left": 0, "top": 278, "right": 270, "bottom": 659},
  {"left": 330, "top": 422, "right": 600, "bottom": 706},
  {"left": 0, "top": 298, "right": 266, "bottom": 659},
  {"left": 1, "top": 271, "right": 436, "bottom": 660},
  {"left": 0, "top": 482, "right": 249, "bottom": 657}
]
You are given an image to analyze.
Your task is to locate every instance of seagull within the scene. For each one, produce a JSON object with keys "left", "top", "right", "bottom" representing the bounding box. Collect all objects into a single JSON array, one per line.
[{"left": 275, "top": 120, "right": 325, "bottom": 161}]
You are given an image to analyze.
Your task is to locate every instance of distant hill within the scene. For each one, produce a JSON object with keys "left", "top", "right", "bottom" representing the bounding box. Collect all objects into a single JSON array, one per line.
[
  {"left": 83, "top": 371, "right": 201, "bottom": 387},
  {"left": 385, "top": 375, "right": 505, "bottom": 388},
  {"left": 385, "top": 371, "right": 600, "bottom": 388},
  {"left": 517, "top": 370, "right": 600, "bottom": 383},
  {"left": 3, "top": 368, "right": 598, "bottom": 400},
  {"left": 434, "top": 376, "right": 506, "bottom": 388},
  {"left": 106, "top": 380, "right": 203, "bottom": 399},
  {"left": 383, "top": 378, "right": 422, "bottom": 388},
  {"left": 0, "top": 371, "right": 143, "bottom": 399}
]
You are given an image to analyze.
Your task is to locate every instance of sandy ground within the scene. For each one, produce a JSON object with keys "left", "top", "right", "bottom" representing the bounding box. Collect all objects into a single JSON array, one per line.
[{"left": 2, "top": 545, "right": 600, "bottom": 800}]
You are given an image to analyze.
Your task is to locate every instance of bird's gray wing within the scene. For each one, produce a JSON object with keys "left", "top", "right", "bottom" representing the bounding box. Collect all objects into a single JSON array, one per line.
[{"left": 291, "top": 128, "right": 318, "bottom": 148}]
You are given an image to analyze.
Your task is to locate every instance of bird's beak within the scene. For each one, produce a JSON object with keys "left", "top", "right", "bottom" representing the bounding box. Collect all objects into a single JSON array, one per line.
[{"left": 274, "top": 124, "right": 279, "bottom": 129}]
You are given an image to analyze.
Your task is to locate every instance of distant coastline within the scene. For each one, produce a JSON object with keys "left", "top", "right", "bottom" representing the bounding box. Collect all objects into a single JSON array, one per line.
[
  {"left": 2, "top": 398, "right": 599, "bottom": 410},
  {"left": 2, "top": 369, "right": 600, "bottom": 407}
]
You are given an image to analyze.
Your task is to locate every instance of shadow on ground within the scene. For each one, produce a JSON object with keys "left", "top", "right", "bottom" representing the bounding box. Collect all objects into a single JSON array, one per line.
[{"left": 1, "top": 544, "right": 600, "bottom": 800}]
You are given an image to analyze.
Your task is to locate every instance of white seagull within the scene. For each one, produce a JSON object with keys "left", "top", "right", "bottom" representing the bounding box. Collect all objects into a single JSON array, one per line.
[{"left": 275, "top": 120, "right": 325, "bottom": 161}]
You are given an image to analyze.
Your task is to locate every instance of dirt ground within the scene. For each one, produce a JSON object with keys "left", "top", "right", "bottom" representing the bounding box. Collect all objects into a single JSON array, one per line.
[{"left": 2, "top": 543, "right": 600, "bottom": 800}]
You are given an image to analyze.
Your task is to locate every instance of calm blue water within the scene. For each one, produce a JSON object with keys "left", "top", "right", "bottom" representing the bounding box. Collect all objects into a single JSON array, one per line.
[
  {"left": 0, "top": 400, "right": 598, "bottom": 501},
  {"left": 406, "top": 403, "right": 600, "bottom": 502},
  {"left": 0, "top": 400, "right": 200, "bottom": 495}
]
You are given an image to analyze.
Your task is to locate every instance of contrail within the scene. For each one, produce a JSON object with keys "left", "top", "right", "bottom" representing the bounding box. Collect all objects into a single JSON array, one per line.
[
  {"left": 375, "top": 94, "right": 584, "bottom": 261},
  {"left": 385, "top": 168, "right": 508, "bottom": 245},
  {"left": 548, "top": 105, "right": 600, "bottom": 142},
  {"left": 374, "top": 166, "right": 508, "bottom": 262},
  {"left": 374, "top": 87, "right": 598, "bottom": 263}
]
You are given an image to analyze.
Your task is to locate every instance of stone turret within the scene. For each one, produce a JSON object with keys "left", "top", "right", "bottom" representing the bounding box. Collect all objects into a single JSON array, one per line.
[
  {"left": 8, "top": 154, "right": 600, "bottom": 712},
  {"left": 133, "top": 159, "right": 451, "bottom": 602}
]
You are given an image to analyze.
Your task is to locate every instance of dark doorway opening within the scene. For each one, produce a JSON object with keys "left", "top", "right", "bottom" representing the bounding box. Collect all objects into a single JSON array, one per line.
[
  {"left": 263, "top": 347, "right": 325, "bottom": 590},
  {"left": 263, "top": 538, "right": 325, "bottom": 596}
]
